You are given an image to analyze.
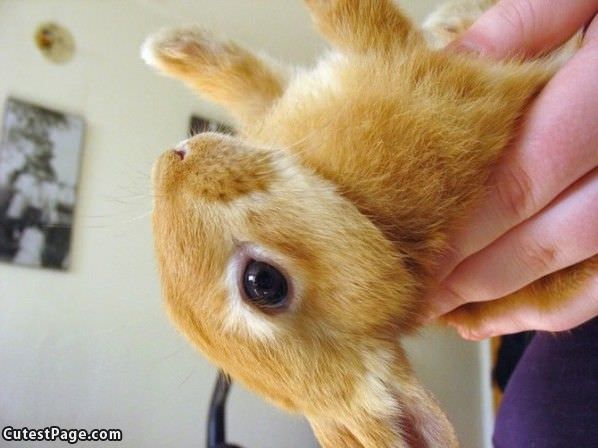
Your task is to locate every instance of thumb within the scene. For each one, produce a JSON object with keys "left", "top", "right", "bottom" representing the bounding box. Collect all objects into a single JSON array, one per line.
[{"left": 449, "top": 0, "right": 598, "bottom": 59}]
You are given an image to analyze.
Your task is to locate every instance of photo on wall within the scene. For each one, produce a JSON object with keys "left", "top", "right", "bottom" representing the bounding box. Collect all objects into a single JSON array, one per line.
[{"left": 0, "top": 97, "right": 85, "bottom": 270}]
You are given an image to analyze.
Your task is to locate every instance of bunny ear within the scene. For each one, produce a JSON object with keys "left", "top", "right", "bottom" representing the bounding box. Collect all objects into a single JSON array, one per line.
[
  {"left": 395, "top": 376, "right": 459, "bottom": 447},
  {"left": 309, "top": 417, "right": 363, "bottom": 447},
  {"left": 306, "top": 374, "right": 458, "bottom": 448},
  {"left": 308, "top": 414, "right": 402, "bottom": 447}
]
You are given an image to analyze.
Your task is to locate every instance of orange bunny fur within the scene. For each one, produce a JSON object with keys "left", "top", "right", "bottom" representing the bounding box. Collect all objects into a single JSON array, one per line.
[{"left": 142, "top": 0, "right": 596, "bottom": 446}]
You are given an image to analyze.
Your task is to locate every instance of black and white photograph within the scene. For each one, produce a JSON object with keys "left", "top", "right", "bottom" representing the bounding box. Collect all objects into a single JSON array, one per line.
[{"left": 0, "top": 98, "right": 84, "bottom": 270}]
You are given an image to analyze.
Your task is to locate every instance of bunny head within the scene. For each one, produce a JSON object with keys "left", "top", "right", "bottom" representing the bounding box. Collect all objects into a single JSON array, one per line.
[
  {"left": 151, "top": 134, "right": 455, "bottom": 448},
  {"left": 151, "top": 131, "right": 423, "bottom": 419},
  {"left": 144, "top": 0, "right": 555, "bottom": 446}
]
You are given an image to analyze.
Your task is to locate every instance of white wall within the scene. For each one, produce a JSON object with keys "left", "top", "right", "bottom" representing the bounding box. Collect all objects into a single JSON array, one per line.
[{"left": 0, "top": 1, "right": 491, "bottom": 447}]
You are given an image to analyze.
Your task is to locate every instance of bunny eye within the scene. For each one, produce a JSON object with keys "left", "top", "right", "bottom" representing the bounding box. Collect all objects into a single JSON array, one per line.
[{"left": 242, "top": 259, "right": 289, "bottom": 311}]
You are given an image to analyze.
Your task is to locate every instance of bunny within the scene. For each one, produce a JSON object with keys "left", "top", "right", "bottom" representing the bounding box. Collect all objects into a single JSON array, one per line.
[{"left": 142, "top": 0, "right": 596, "bottom": 446}]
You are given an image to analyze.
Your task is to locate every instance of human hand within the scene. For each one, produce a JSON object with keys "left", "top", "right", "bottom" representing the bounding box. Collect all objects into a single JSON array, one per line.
[{"left": 426, "top": 0, "right": 598, "bottom": 340}]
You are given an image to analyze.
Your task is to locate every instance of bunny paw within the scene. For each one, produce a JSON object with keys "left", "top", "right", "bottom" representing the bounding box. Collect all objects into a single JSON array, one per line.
[{"left": 141, "top": 26, "right": 229, "bottom": 70}]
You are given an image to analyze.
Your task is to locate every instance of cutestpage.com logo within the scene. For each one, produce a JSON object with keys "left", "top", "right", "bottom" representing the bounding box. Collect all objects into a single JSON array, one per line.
[{"left": 2, "top": 426, "right": 123, "bottom": 444}]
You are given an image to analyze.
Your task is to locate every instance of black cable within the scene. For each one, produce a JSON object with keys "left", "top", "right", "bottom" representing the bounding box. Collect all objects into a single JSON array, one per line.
[{"left": 206, "top": 370, "right": 243, "bottom": 448}]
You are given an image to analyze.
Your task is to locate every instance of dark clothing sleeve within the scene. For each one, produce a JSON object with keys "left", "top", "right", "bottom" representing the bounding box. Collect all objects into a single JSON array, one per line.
[{"left": 493, "top": 318, "right": 598, "bottom": 448}]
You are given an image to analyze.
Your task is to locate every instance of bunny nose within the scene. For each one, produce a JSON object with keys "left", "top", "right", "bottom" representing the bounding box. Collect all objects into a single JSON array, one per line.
[{"left": 174, "top": 143, "right": 188, "bottom": 160}]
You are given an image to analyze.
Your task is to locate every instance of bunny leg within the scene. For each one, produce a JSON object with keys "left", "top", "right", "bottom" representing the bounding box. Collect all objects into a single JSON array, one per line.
[
  {"left": 303, "top": 0, "right": 421, "bottom": 53},
  {"left": 142, "top": 26, "right": 289, "bottom": 125}
]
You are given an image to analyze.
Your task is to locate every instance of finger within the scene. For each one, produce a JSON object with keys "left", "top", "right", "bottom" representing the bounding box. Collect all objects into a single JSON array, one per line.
[
  {"left": 444, "top": 274, "right": 598, "bottom": 341},
  {"left": 450, "top": 0, "right": 598, "bottom": 59},
  {"left": 438, "top": 24, "right": 598, "bottom": 278},
  {"left": 430, "top": 169, "right": 598, "bottom": 318}
]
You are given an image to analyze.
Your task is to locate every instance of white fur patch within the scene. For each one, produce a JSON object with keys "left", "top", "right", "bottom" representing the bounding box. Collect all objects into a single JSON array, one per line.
[
  {"left": 287, "top": 51, "right": 346, "bottom": 98},
  {"left": 355, "top": 349, "right": 398, "bottom": 418},
  {"left": 223, "top": 255, "right": 278, "bottom": 341}
]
